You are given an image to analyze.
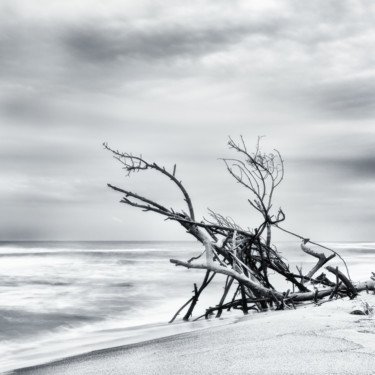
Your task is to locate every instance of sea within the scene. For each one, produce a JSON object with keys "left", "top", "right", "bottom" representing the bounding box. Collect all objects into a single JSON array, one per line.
[{"left": 0, "top": 240, "right": 374, "bottom": 373}]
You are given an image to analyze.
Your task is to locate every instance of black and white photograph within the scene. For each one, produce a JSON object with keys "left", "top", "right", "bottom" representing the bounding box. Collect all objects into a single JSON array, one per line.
[{"left": 1, "top": 0, "right": 375, "bottom": 374}]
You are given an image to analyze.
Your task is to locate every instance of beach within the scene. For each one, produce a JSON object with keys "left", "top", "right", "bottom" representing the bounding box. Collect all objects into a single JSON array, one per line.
[
  {"left": 1, "top": 241, "right": 375, "bottom": 374},
  {"left": 8, "top": 293, "right": 375, "bottom": 375}
]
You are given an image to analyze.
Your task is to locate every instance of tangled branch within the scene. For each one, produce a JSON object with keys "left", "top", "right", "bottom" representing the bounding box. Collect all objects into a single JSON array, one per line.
[{"left": 106, "top": 136, "right": 374, "bottom": 322}]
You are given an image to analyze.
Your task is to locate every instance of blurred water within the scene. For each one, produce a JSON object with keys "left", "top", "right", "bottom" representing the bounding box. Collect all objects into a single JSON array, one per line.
[{"left": 0, "top": 240, "right": 373, "bottom": 372}]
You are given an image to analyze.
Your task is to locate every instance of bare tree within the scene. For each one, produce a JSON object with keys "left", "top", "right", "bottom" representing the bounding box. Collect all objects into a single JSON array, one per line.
[{"left": 104, "top": 137, "right": 374, "bottom": 321}]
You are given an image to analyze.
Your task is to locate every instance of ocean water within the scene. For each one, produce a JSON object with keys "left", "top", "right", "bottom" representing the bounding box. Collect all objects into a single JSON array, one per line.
[{"left": 0, "top": 240, "right": 374, "bottom": 372}]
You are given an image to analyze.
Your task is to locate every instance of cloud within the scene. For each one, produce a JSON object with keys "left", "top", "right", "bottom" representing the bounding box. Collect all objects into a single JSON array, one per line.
[
  {"left": 0, "top": 175, "right": 108, "bottom": 206},
  {"left": 304, "top": 77, "right": 375, "bottom": 119},
  {"left": 299, "top": 156, "right": 375, "bottom": 180},
  {"left": 2, "top": 0, "right": 375, "bottom": 108},
  {"left": 62, "top": 16, "right": 284, "bottom": 64},
  {"left": 1, "top": 0, "right": 375, "bottom": 240}
]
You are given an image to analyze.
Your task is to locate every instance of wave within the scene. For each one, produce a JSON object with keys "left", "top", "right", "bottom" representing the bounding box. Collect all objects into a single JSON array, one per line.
[
  {"left": 1, "top": 240, "right": 373, "bottom": 373},
  {"left": 0, "top": 309, "right": 101, "bottom": 341},
  {"left": 110, "top": 282, "right": 134, "bottom": 288},
  {"left": 0, "top": 248, "right": 192, "bottom": 255},
  {"left": 0, "top": 279, "right": 71, "bottom": 287}
]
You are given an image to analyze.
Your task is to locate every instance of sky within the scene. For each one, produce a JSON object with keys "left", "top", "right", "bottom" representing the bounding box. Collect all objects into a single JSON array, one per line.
[{"left": 1, "top": 0, "right": 375, "bottom": 242}]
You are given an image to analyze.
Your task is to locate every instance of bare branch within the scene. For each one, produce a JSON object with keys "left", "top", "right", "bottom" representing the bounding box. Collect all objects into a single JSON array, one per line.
[
  {"left": 223, "top": 136, "right": 284, "bottom": 222},
  {"left": 104, "top": 143, "right": 195, "bottom": 220},
  {"left": 170, "top": 258, "right": 282, "bottom": 299},
  {"left": 107, "top": 184, "right": 171, "bottom": 215},
  {"left": 105, "top": 136, "right": 360, "bottom": 320},
  {"left": 276, "top": 224, "right": 351, "bottom": 280},
  {"left": 300, "top": 240, "right": 336, "bottom": 279}
]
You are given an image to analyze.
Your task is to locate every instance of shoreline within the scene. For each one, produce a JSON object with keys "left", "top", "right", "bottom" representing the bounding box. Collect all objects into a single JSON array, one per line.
[
  {"left": 7, "top": 293, "right": 375, "bottom": 375},
  {"left": 1, "top": 316, "right": 236, "bottom": 374}
]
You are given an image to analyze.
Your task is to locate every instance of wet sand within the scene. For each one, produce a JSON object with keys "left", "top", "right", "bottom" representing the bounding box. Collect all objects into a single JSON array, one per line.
[{"left": 8, "top": 294, "right": 375, "bottom": 375}]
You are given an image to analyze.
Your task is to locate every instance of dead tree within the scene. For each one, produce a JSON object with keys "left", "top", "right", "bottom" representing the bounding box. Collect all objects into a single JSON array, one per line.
[{"left": 104, "top": 138, "right": 375, "bottom": 321}]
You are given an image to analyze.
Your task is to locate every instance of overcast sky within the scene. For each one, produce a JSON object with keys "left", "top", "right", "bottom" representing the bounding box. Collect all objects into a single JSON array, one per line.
[{"left": 1, "top": 0, "right": 375, "bottom": 242}]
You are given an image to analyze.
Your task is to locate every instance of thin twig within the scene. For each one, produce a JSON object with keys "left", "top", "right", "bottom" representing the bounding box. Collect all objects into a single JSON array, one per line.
[{"left": 275, "top": 225, "right": 351, "bottom": 281}]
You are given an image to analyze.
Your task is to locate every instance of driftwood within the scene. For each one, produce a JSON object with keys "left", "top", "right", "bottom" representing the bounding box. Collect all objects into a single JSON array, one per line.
[
  {"left": 168, "top": 271, "right": 215, "bottom": 323},
  {"left": 300, "top": 240, "right": 336, "bottom": 278},
  {"left": 105, "top": 137, "right": 374, "bottom": 321}
]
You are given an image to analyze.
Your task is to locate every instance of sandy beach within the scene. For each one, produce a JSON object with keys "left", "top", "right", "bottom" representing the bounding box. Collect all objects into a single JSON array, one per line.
[{"left": 7, "top": 293, "right": 375, "bottom": 375}]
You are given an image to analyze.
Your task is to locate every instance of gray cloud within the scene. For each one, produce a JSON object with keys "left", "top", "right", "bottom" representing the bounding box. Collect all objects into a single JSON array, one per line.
[
  {"left": 1, "top": 0, "right": 375, "bottom": 240},
  {"left": 2, "top": 0, "right": 374, "bottom": 106},
  {"left": 62, "top": 19, "right": 282, "bottom": 64},
  {"left": 306, "top": 78, "right": 375, "bottom": 119},
  {"left": 0, "top": 135, "right": 98, "bottom": 169},
  {"left": 1, "top": 93, "right": 59, "bottom": 124},
  {"left": 346, "top": 157, "right": 375, "bottom": 179},
  {"left": 0, "top": 177, "right": 108, "bottom": 206},
  {"left": 0, "top": 8, "right": 284, "bottom": 93},
  {"left": 301, "top": 156, "right": 375, "bottom": 180}
]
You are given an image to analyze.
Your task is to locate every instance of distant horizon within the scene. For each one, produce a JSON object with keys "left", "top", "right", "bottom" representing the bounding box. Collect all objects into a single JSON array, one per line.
[
  {"left": 1, "top": 239, "right": 374, "bottom": 244},
  {"left": 0, "top": 239, "right": 196, "bottom": 243}
]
